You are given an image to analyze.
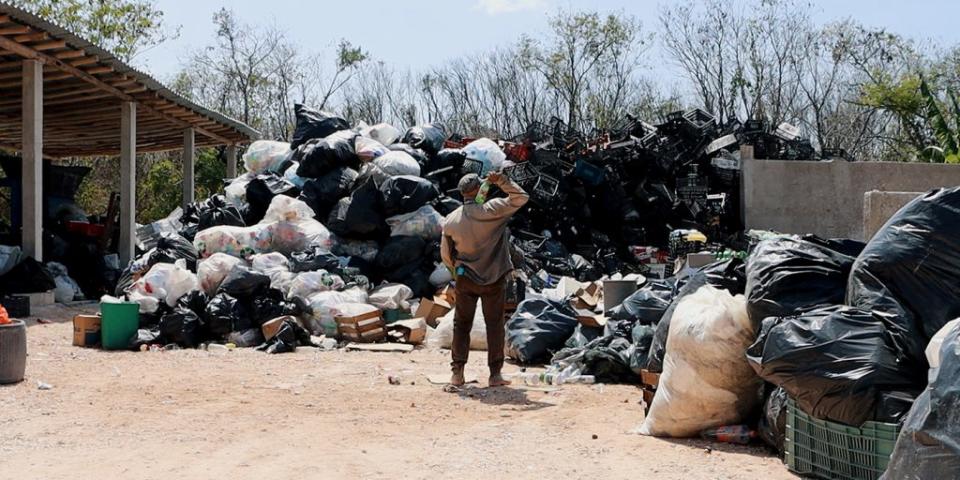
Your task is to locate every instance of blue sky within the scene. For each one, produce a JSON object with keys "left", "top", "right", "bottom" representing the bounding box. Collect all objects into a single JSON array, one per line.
[{"left": 138, "top": 0, "right": 960, "bottom": 82}]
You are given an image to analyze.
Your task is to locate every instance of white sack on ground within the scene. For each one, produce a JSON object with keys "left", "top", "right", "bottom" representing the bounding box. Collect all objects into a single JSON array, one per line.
[{"left": 639, "top": 285, "right": 760, "bottom": 437}]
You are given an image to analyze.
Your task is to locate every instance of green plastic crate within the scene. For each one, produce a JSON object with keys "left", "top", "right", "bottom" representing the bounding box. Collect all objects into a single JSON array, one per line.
[{"left": 784, "top": 399, "right": 900, "bottom": 480}]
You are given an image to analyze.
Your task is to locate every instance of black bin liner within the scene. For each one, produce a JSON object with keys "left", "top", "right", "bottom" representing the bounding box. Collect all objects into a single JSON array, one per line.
[
  {"left": 294, "top": 131, "right": 360, "bottom": 178},
  {"left": 205, "top": 292, "right": 252, "bottom": 337},
  {"left": 218, "top": 265, "right": 270, "bottom": 299},
  {"left": 298, "top": 167, "right": 358, "bottom": 219},
  {"left": 290, "top": 104, "right": 349, "bottom": 150},
  {"left": 606, "top": 278, "right": 676, "bottom": 324},
  {"left": 505, "top": 299, "right": 579, "bottom": 364},
  {"left": 401, "top": 123, "right": 446, "bottom": 155},
  {"left": 159, "top": 307, "right": 204, "bottom": 348},
  {"left": 848, "top": 187, "right": 960, "bottom": 371},
  {"left": 245, "top": 174, "right": 300, "bottom": 224},
  {"left": 746, "top": 305, "right": 921, "bottom": 426},
  {"left": 0, "top": 257, "right": 55, "bottom": 294},
  {"left": 745, "top": 235, "right": 861, "bottom": 325},
  {"left": 326, "top": 177, "right": 385, "bottom": 238},
  {"left": 882, "top": 322, "right": 960, "bottom": 479},
  {"left": 379, "top": 175, "right": 441, "bottom": 217}
]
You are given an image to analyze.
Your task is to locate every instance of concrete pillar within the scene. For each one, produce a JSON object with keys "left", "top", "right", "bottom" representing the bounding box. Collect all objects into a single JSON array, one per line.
[
  {"left": 225, "top": 144, "right": 238, "bottom": 179},
  {"left": 119, "top": 102, "right": 136, "bottom": 266},
  {"left": 182, "top": 127, "right": 195, "bottom": 208},
  {"left": 21, "top": 59, "right": 42, "bottom": 261}
]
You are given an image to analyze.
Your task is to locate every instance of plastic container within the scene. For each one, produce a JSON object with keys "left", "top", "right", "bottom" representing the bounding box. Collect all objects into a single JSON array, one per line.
[
  {"left": 100, "top": 302, "right": 140, "bottom": 350},
  {"left": 785, "top": 398, "right": 900, "bottom": 480},
  {"left": 0, "top": 319, "right": 26, "bottom": 384},
  {"left": 573, "top": 160, "right": 605, "bottom": 186},
  {"left": 603, "top": 279, "right": 638, "bottom": 311},
  {"left": 383, "top": 309, "right": 413, "bottom": 324}
]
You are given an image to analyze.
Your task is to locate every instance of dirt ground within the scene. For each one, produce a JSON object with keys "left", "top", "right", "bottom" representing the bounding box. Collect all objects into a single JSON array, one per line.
[{"left": 0, "top": 303, "right": 796, "bottom": 480}]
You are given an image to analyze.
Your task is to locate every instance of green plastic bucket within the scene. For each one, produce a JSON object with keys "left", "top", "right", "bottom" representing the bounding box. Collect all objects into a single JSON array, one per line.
[{"left": 100, "top": 302, "right": 139, "bottom": 350}]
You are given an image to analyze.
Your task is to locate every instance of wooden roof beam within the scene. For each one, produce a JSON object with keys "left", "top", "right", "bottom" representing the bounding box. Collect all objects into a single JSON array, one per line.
[
  {"left": 0, "top": 34, "right": 234, "bottom": 145},
  {"left": 0, "top": 25, "right": 30, "bottom": 35}
]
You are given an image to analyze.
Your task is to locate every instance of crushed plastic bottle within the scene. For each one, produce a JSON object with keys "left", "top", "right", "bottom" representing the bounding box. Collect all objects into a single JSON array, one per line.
[
  {"left": 474, "top": 179, "right": 492, "bottom": 204},
  {"left": 700, "top": 425, "right": 757, "bottom": 444}
]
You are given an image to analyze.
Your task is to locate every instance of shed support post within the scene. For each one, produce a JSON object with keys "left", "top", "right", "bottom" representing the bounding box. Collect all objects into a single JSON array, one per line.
[
  {"left": 22, "top": 59, "right": 42, "bottom": 261},
  {"left": 225, "top": 144, "right": 238, "bottom": 179},
  {"left": 183, "top": 127, "right": 195, "bottom": 208},
  {"left": 119, "top": 101, "right": 137, "bottom": 266}
]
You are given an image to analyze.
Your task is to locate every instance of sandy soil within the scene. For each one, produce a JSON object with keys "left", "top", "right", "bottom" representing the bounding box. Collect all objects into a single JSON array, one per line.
[{"left": 0, "top": 303, "right": 796, "bottom": 480}]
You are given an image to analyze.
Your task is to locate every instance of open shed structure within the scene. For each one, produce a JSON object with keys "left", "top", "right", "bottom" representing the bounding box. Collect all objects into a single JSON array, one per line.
[{"left": 0, "top": 3, "right": 258, "bottom": 265}]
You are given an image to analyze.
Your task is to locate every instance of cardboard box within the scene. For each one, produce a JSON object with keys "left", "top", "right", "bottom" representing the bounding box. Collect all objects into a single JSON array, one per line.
[
  {"left": 436, "top": 285, "right": 456, "bottom": 305},
  {"left": 335, "top": 310, "right": 386, "bottom": 343},
  {"left": 415, "top": 297, "right": 451, "bottom": 328},
  {"left": 387, "top": 318, "right": 427, "bottom": 345},
  {"left": 73, "top": 314, "right": 101, "bottom": 347},
  {"left": 261, "top": 316, "right": 295, "bottom": 341}
]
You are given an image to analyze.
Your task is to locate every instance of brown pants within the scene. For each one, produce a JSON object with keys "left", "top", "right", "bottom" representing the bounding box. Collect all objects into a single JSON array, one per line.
[{"left": 451, "top": 275, "right": 507, "bottom": 375}]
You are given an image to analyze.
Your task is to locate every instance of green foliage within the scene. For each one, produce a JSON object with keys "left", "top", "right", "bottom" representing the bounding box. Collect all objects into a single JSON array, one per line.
[
  {"left": 137, "top": 148, "right": 227, "bottom": 223},
  {"left": 337, "top": 40, "right": 368, "bottom": 70},
  {"left": 12, "top": 0, "right": 178, "bottom": 60},
  {"left": 860, "top": 74, "right": 923, "bottom": 118},
  {"left": 920, "top": 76, "right": 960, "bottom": 163}
]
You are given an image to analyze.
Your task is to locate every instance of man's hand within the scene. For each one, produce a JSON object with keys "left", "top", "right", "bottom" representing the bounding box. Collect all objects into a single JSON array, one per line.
[{"left": 486, "top": 171, "right": 504, "bottom": 185}]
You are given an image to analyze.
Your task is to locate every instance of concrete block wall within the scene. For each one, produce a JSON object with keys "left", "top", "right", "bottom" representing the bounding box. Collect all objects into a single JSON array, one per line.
[
  {"left": 862, "top": 191, "right": 922, "bottom": 242},
  {"left": 741, "top": 159, "right": 960, "bottom": 240}
]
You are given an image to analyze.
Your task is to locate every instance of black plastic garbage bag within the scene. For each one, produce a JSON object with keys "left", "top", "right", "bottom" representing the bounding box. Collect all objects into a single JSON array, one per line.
[
  {"left": 628, "top": 323, "right": 656, "bottom": 374},
  {"left": 379, "top": 175, "right": 441, "bottom": 217},
  {"left": 427, "top": 148, "right": 466, "bottom": 174},
  {"left": 182, "top": 195, "right": 245, "bottom": 239},
  {"left": 219, "top": 265, "right": 270, "bottom": 298},
  {"left": 376, "top": 236, "right": 426, "bottom": 274},
  {"left": 506, "top": 299, "right": 580, "bottom": 364},
  {"left": 746, "top": 235, "right": 859, "bottom": 325},
  {"left": 401, "top": 124, "right": 446, "bottom": 155},
  {"left": 294, "top": 131, "right": 360, "bottom": 178},
  {"left": 128, "top": 328, "right": 161, "bottom": 350},
  {"left": 882, "top": 322, "right": 960, "bottom": 479},
  {"left": 327, "top": 177, "right": 385, "bottom": 238},
  {"left": 551, "top": 335, "right": 638, "bottom": 384},
  {"left": 256, "top": 318, "right": 314, "bottom": 354},
  {"left": 606, "top": 279, "right": 676, "bottom": 323},
  {"left": 291, "top": 104, "right": 349, "bottom": 150},
  {"left": 0, "top": 257, "right": 55, "bottom": 294},
  {"left": 758, "top": 386, "right": 788, "bottom": 453},
  {"left": 290, "top": 246, "right": 341, "bottom": 273},
  {"left": 159, "top": 307, "right": 204, "bottom": 348},
  {"left": 565, "top": 323, "right": 604, "bottom": 349},
  {"left": 147, "top": 232, "right": 198, "bottom": 270},
  {"left": 245, "top": 173, "right": 300, "bottom": 223},
  {"left": 249, "top": 288, "right": 287, "bottom": 326},
  {"left": 176, "top": 290, "right": 209, "bottom": 318},
  {"left": 298, "top": 167, "right": 358, "bottom": 219},
  {"left": 205, "top": 292, "right": 252, "bottom": 336},
  {"left": 646, "top": 258, "right": 745, "bottom": 372},
  {"left": 431, "top": 195, "right": 462, "bottom": 216},
  {"left": 746, "top": 305, "right": 921, "bottom": 426},
  {"left": 848, "top": 187, "right": 960, "bottom": 370}
]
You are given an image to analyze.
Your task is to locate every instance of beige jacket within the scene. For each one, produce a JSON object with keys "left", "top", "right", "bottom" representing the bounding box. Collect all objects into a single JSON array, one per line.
[{"left": 441, "top": 178, "right": 529, "bottom": 285}]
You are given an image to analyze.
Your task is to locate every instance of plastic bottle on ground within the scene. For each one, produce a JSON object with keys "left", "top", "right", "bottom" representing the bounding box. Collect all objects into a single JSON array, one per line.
[{"left": 700, "top": 425, "right": 757, "bottom": 444}]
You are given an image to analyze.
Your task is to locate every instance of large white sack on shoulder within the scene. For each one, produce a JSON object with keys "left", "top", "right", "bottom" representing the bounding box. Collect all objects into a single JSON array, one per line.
[
  {"left": 361, "top": 122, "right": 402, "bottom": 146},
  {"left": 386, "top": 206, "right": 444, "bottom": 240},
  {"left": 426, "top": 307, "right": 489, "bottom": 351},
  {"left": 926, "top": 318, "right": 960, "bottom": 369},
  {"left": 243, "top": 140, "right": 291, "bottom": 175},
  {"left": 462, "top": 138, "right": 505, "bottom": 174},
  {"left": 368, "top": 283, "right": 414, "bottom": 310},
  {"left": 224, "top": 173, "right": 255, "bottom": 206},
  {"left": 197, "top": 253, "right": 245, "bottom": 296},
  {"left": 638, "top": 285, "right": 760, "bottom": 438},
  {"left": 355, "top": 136, "right": 389, "bottom": 162},
  {"left": 373, "top": 151, "right": 420, "bottom": 177}
]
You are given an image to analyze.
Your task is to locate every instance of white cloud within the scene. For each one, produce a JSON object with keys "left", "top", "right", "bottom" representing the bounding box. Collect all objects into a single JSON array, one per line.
[{"left": 474, "top": 0, "right": 548, "bottom": 15}]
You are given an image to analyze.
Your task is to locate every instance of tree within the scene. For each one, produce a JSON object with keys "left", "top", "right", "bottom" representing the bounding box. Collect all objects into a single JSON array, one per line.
[
  {"left": 11, "top": 0, "right": 177, "bottom": 61},
  {"left": 521, "top": 12, "right": 647, "bottom": 132}
]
